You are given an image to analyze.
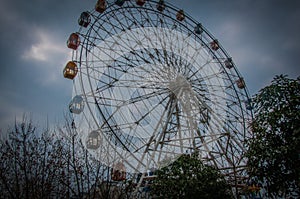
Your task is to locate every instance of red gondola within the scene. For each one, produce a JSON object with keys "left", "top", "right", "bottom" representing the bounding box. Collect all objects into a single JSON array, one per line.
[
  {"left": 176, "top": 10, "right": 185, "bottom": 21},
  {"left": 236, "top": 78, "right": 245, "bottom": 89},
  {"left": 210, "top": 39, "right": 219, "bottom": 51},
  {"left": 67, "top": 33, "right": 80, "bottom": 50},
  {"left": 111, "top": 162, "right": 126, "bottom": 181},
  {"left": 136, "top": 0, "right": 146, "bottom": 6},
  {"left": 95, "top": 0, "right": 107, "bottom": 13}
]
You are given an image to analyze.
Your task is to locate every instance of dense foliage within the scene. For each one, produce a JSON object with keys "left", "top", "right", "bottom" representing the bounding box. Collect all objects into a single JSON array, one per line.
[
  {"left": 151, "top": 153, "right": 233, "bottom": 199},
  {"left": 246, "top": 75, "right": 300, "bottom": 198}
]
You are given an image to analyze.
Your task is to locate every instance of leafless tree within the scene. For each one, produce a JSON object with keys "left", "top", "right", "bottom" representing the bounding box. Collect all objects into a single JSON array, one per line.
[
  {"left": 57, "top": 115, "right": 134, "bottom": 199},
  {"left": 0, "top": 116, "right": 68, "bottom": 199},
  {"left": 0, "top": 115, "right": 140, "bottom": 199}
]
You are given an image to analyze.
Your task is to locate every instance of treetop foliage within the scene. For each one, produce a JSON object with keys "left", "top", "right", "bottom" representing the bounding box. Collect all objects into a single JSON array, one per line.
[
  {"left": 151, "top": 153, "right": 233, "bottom": 199},
  {"left": 246, "top": 75, "right": 300, "bottom": 198}
]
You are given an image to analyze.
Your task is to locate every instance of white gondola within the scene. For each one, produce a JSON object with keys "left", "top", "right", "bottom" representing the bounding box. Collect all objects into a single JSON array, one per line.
[
  {"left": 86, "top": 130, "right": 101, "bottom": 150},
  {"left": 69, "top": 95, "right": 84, "bottom": 114}
]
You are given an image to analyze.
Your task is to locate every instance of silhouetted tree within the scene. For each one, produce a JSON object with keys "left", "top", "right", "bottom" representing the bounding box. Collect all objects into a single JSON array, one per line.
[
  {"left": 58, "top": 115, "right": 132, "bottom": 199},
  {"left": 0, "top": 115, "right": 142, "bottom": 199},
  {"left": 0, "top": 116, "right": 67, "bottom": 199},
  {"left": 246, "top": 75, "right": 300, "bottom": 198}
]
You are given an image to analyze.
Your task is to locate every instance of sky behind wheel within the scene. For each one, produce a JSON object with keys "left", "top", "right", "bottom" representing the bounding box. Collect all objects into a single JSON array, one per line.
[{"left": 0, "top": 0, "right": 299, "bottom": 131}]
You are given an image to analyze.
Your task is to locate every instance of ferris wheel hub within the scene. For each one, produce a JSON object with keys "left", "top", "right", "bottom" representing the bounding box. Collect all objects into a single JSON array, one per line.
[{"left": 168, "top": 75, "right": 192, "bottom": 97}]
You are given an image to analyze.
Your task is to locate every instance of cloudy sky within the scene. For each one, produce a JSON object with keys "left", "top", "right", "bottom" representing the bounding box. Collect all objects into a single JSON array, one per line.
[{"left": 0, "top": 0, "right": 299, "bottom": 131}]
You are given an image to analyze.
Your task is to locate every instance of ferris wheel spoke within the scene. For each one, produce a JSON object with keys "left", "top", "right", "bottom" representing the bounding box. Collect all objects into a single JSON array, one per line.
[
  {"left": 127, "top": 95, "right": 174, "bottom": 171},
  {"left": 100, "top": 91, "right": 170, "bottom": 136},
  {"left": 127, "top": 89, "right": 168, "bottom": 105},
  {"left": 135, "top": 97, "right": 172, "bottom": 132},
  {"left": 136, "top": 6, "right": 179, "bottom": 54},
  {"left": 187, "top": 63, "right": 221, "bottom": 83},
  {"left": 94, "top": 86, "right": 167, "bottom": 110},
  {"left": 87, "top": 24, "right": 138, "bottom": 62},
  {"left": 89, "top": 24, "right": 162, "bottom": 72},
  {"left": 192, "top": 98, "right": 244, "bottom": 166},
  {"left": 151, "top": 94, "right": 184, "bottom": 162},
  {"left": 192, "top": 86, "right": 241, "bottom": 117},
  {"left": 110, "top": 9, "right": 145, "bottom": 44},
  {"left": 95, "top": 89, "right": 168, "bottom": 112}
]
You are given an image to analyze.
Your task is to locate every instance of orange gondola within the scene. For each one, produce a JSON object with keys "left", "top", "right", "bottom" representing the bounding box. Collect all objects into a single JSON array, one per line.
[{"left": 63, "top": 61, "right": 78, "bottom": 80}]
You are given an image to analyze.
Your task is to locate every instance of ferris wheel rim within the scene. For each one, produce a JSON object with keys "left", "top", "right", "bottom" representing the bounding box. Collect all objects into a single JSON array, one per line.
[{"left": 67, "top": 0, "right": 254, "bottom": 189}]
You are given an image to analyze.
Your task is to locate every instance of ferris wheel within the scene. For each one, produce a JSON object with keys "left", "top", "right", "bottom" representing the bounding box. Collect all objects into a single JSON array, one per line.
[{"left": 63, "top": 0, "right": 253, "bottom": 191}]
